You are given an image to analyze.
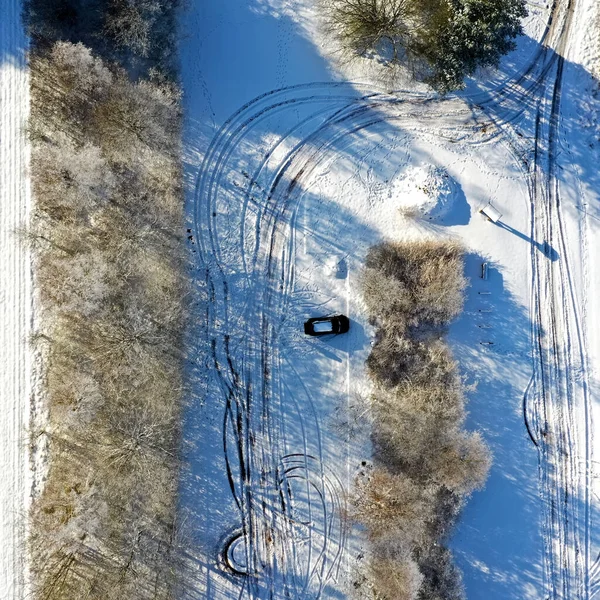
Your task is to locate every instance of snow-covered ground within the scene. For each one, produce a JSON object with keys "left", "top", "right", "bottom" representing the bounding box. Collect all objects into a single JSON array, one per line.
[
  {"left": 0, "top": 0, "right": 31, "bottom": 598},
  {"left": 178, "top": 1, "right": 600, "bottom": 599}
]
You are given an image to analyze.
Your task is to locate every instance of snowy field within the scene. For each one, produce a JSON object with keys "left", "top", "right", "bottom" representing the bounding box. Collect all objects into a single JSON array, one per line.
[
  {"left": 0, "top": 0, "right": 31, "bottom": 598},
  {"left": 176, "top": 1, "right": 600, "bottom": 599}
]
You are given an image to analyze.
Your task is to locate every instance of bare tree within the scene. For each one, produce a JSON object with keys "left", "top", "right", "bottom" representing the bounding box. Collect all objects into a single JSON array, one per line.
[{"left": 321, "top": 0, "right": 419, "bottom": 64}]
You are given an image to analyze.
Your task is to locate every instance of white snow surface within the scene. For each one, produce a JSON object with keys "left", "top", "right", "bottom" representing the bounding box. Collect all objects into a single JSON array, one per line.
[
  {"left": 0, "top": 0, "right": 32, "bottom": 598},
  {"left": 178, "top": 1, "right": 600, "bottom": 599}
]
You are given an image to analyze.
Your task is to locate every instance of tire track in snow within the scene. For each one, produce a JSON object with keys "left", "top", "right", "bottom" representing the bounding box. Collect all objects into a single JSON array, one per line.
[
  {"left": 194, "top": 89, "right": 520, "bottom": 597},
  {"left": 194, "top": 90, "right": 475, "bottom": 599},
  {"left": 505, "top": 0, "right": 594, "bottom": 597},
  {"left": 193, "top": 2, "right": 595, "bottom": 591}
]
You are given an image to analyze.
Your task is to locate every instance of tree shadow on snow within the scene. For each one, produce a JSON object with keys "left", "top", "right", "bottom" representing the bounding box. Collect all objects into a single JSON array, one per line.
[{"left": 448, "top": 254, "right": 544, "bottom": 597}]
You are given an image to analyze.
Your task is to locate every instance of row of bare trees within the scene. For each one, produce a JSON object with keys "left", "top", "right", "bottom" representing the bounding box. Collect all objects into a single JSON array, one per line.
[
  {"left": 26, "top": 1, "right": 186, "bottom": 595},
  {"left": 353, "top": 240, "right": 491, "bottom": 600}
]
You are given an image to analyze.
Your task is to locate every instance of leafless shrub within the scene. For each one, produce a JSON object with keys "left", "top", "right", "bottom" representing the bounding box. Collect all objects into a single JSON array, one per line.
[
  {"left": 357, "top": 239, "right": 490, "bottom": 600},
  {"left": 31, "top": 42, "right": 181, "bottom": 160},
  {"left": 417, "top": 545, "right": 465, "bottom": 600},
  {"left": 361, "top": 265, "right": 412, "bottom": 334},
  {"left": 392, "top": 380, "right": 465, "bottom": 423},
  {"left": 369, "top": 542, "right": 423, "bottom": 600},
  {"left": 367, "top": 334, "right": 457, "bottom": 387},
  {"left": 353, "top": 467, "right": 434, "bottom": 546},
  {"left": 372, "top": 416, "right": 490, "bottom": 495},
  {"left": 362, "top": 240, "right": 466, "bottom": 330},
  {"left": 372, "top": 406, "right": 450, "bottom": 482},
  {"left": 428, "top": 430, "right": 491, "bottom": 495}
]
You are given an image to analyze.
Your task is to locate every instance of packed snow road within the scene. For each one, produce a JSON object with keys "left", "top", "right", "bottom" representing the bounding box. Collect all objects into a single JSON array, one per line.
[
  {"left": 0, "top": 0, "right": 32, "bottom": 598},
  {"left": 490, "top": 1, "right": 596, "bottom": 597}
]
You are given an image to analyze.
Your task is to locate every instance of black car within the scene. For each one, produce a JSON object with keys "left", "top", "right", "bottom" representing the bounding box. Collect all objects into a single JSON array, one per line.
[{"left": 304, "top": 315, "right": 350, "bottom": 336}]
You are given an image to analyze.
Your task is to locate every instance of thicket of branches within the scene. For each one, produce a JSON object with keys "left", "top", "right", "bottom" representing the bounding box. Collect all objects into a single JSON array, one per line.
[
  {"left": 321, "top": 0, "right": 527, "bottom": 92},
  {"left": 353, "top": 240, "right": 491, "bottom": 600},
  {"left": 25, "top": 0, "right": 185, "bottom": 597},
  {"left": 25, "top": 0, "right": 179, "bottom": 74}
]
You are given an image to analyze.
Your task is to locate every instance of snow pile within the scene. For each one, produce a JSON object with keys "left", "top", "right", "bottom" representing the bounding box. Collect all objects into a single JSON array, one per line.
[{"left": 392, "top": 165, "right": 457, "bottom": 220}]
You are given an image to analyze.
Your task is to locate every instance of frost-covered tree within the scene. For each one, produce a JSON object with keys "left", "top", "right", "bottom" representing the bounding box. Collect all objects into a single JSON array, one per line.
[
  {"left": 104, "top": 0, "right": 159, "bottom": 57},
  {"left": 104, "top": 0, "right": 180, "bottom": 66}
]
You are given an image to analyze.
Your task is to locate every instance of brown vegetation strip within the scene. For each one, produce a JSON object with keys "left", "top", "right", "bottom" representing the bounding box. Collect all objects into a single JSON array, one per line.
[
  {"left": 354, "top": 240, "right": 491, "bottom": 600},
  {"left": 25, "top": 2, "right": 185, "bottom": 598}
]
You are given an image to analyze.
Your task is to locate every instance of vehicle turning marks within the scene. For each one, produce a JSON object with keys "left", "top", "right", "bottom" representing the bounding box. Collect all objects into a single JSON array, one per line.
[{"left": 193, "top": 2, "right": 594, "bottom": 593}]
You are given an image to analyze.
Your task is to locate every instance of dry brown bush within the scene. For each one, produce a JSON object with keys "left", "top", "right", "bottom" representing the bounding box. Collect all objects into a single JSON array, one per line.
[
  {"left": 369, "top": 376, "right": 489, "bottom": 493},
  {"left": 353, "top": 468, "right": 434, "bottom": 546},
  {"left": 103, "top": 0, "right": 180, "bottom": 67},
  {"left": 428, "top": 430, "right": 491, "bottom": 495},
  {"left": 362, "top": 240, "right": 466, "bottom": 331},
  {"left": 320, "top": 0, "right": 419, "bottom": 63},
  {"left": 367, "top": 333, "right": 457, "bottom": 387},
  {"left": 357, "top": 239, "right": 490, "bottom": 600},
  {"left": 372, "top": 413, "right": 490, "bottom": 495},
  {"left": 393, "top": 380, "right": 465, "bottom": 423},
  {"left": 372, "top": 409, "right": 447, "bottom": 482},
  {"left": 369, "top": 545, "right": 423, "bottom": 600}
]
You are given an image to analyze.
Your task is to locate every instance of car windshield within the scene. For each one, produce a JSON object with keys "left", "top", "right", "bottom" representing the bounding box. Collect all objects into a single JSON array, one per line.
[{"left": 313, "top": 321, "right": 333, "bottom": 333}]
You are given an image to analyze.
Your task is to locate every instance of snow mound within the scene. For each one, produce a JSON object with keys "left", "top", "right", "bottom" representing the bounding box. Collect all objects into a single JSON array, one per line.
[{"left": 392, "top": 165, "right": 458, "bottom": 220}]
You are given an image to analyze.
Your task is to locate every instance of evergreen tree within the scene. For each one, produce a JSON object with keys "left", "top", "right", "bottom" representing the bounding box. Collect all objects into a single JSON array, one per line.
[{"left": 422, "top": 0, "right": 527, "bottom": 92}]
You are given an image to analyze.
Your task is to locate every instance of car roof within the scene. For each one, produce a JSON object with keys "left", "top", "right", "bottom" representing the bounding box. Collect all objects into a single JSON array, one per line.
[{"left": 313, "top": 321, "right": 333, "bottom": 332}]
